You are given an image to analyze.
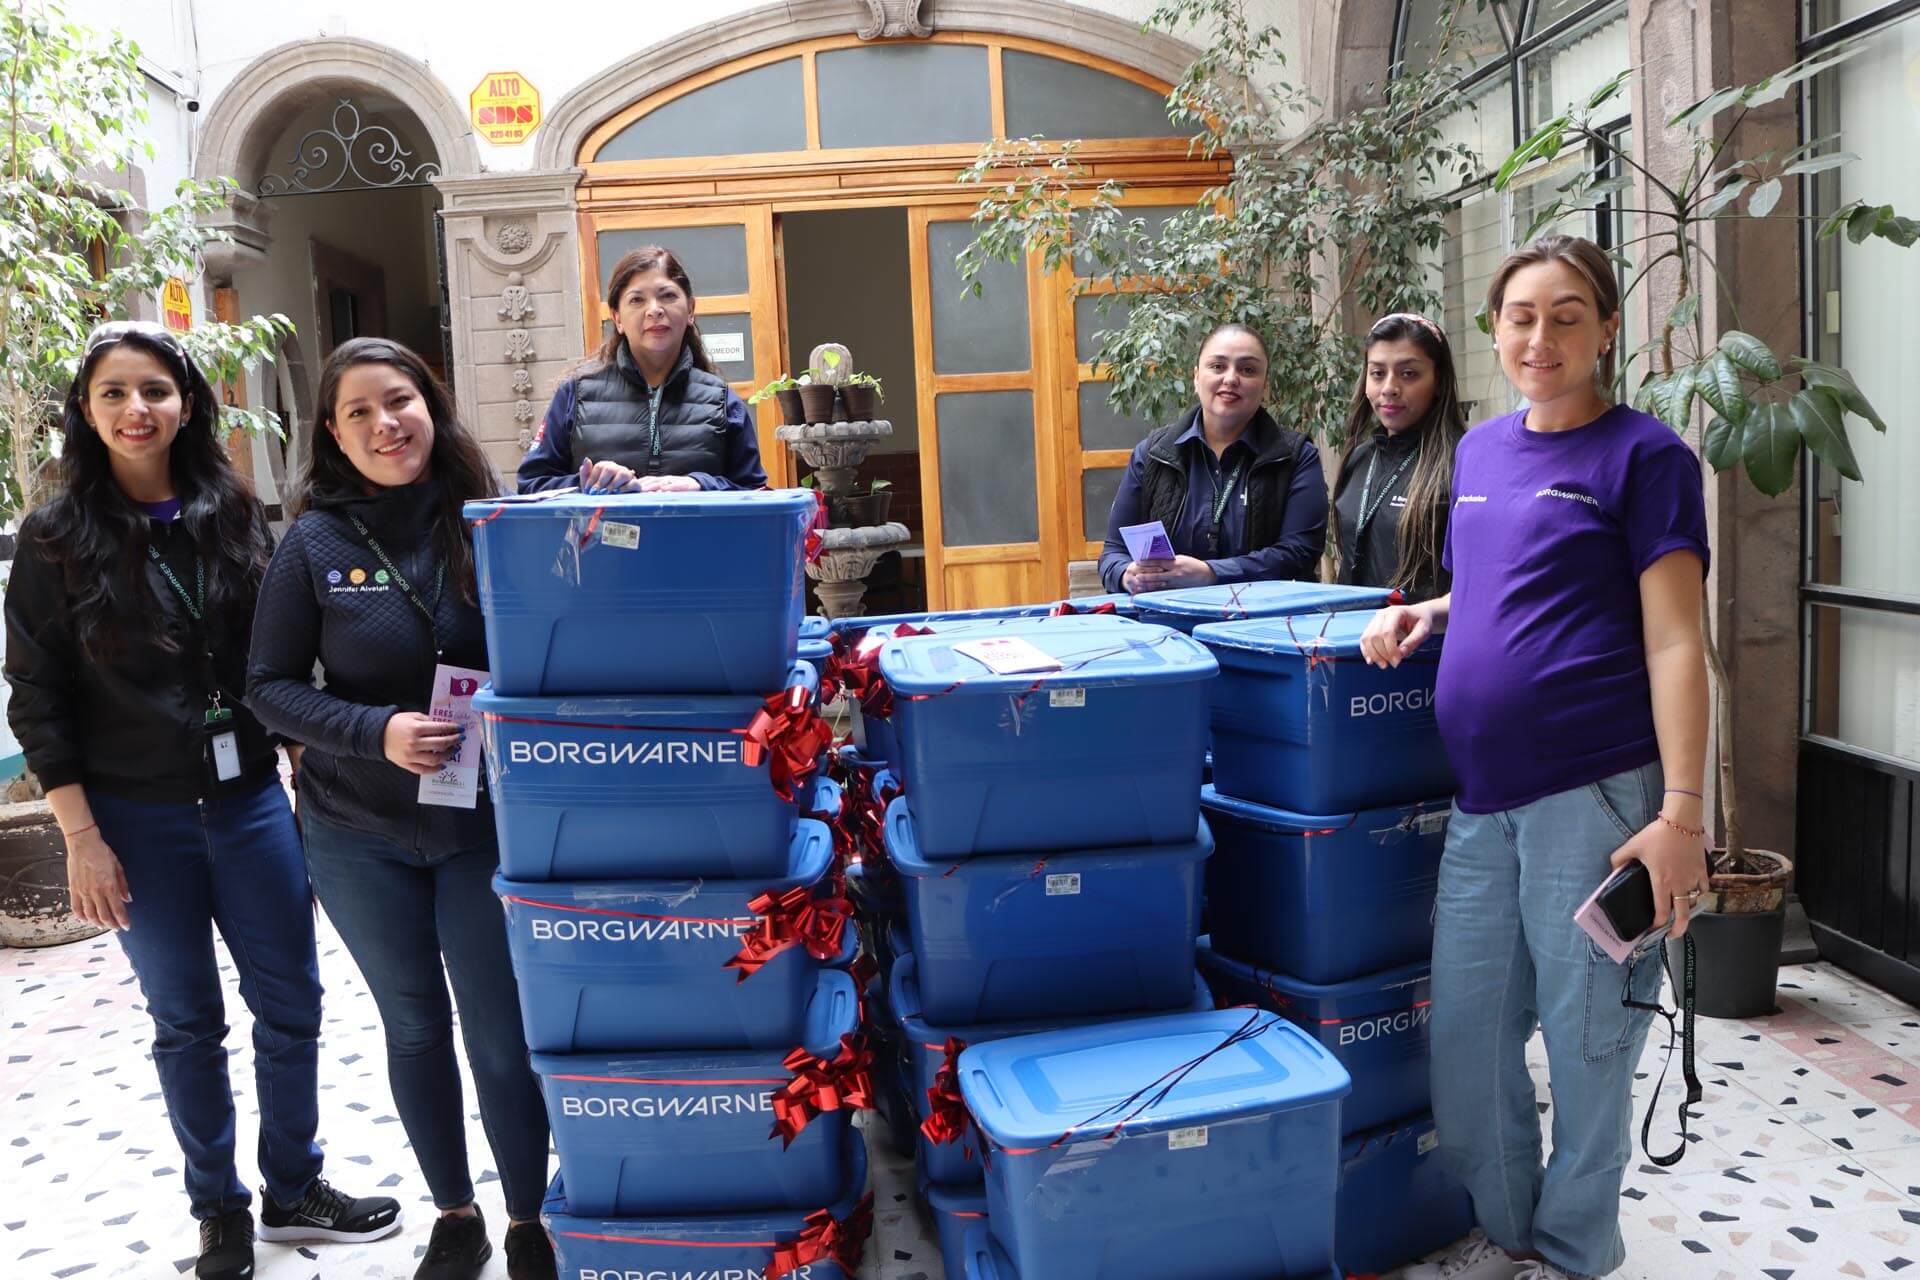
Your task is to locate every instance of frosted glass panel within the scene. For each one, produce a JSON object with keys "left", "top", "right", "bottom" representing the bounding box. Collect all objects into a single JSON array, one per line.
[
  {"left": 1082, "top": 466, "right": 1126, "bottom": 542},
  {"left": 1523, "top": 14, "right": 1629, "bottom": 127},
  {"left": 597, "top": 225, "right": 748, "bottom": 299},
  {"left": 928, "top": 221, "right": 1029, "bottom": 374},
  {"left": 1073, "top": 205, "right": 1189, "bottom": 276},
  {"left": 1811, "top": 605, "right": 1920, "bottom": 766},
  {"left": 1400, "top": 0, "right": 1510, "bottom": 78},
  {"left": 597, "top": 61, "right": 806, "bottom": 162},
  {"left": 1074, "top": 294, "right": 1135, "bottom": 365},
  {"left": 1078, "top": 382, "right": 1157, "bottom": 451},
  {"left": 936, "top": 390, "right": 1037, "bottom": 546},
  {"left": 695, "top": 312, "right": 753, "bottom": 380},
  {"left": 1003, "top": 50, "right": 1180, "bottom": 141},
  {"left": 818, "top": 45, "right": 991, "bottom": 149}
]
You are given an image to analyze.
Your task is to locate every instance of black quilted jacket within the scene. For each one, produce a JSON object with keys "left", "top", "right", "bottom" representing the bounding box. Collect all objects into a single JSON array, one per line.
[{"left": 246, "top": 481, "right": 494, "bottom": 857}]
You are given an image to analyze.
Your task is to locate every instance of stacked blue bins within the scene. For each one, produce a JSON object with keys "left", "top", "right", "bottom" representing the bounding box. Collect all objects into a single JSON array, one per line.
[
  {"left": 1131, "top": 580, "right": 1394, "bottom": 633},
  {"left": 467, "top": 490, "right": 871, "bottom": 1278},
  {"left": 862, "top": 616, "right": 1222, "bottom": 1277},
  {"left": 957, "top": 1009, "right": 1352, "bottom": 1280},
  {"left": 1189, "top": 607, "right": 1466, "bottom": 1275}
]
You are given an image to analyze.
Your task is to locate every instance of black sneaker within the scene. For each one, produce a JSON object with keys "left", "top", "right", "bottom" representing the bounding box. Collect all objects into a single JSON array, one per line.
[
  {"left": 415, "top": 1208, "right": 494, "bottom": 1280},
  {"left": 257, "top": 1176, "right": 402, "bottom": 1243},
  {"left": 196, "top": 1208, "right": 255, "bottom": 1280},
  {"left": 504, "top": 1220, "right": 557, "bottom": 1280}
]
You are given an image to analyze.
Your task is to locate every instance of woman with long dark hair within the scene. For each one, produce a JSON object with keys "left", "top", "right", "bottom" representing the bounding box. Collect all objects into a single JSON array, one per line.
[
  {"left": 4, "top": 321, "right": 400, "bottom": 1280},
  {"left": 1331, "top": 312, "right": 1468, "bottom": 602},
  {"left": 246, "top": 337, "right": 553, "bottom": 1280},
  {"left": 517, "top": 244, "right": 767, "bottom": 494}
]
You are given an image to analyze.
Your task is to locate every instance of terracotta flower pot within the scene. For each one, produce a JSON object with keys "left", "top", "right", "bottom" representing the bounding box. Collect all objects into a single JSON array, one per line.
[
  {"left": 775, "top": 388, "right": 805, "bottom": 426},
  {"left": 0, "top": 800, "right": 107, "bottom": 949},
  {"left": 798, "top": 384, "right": 838, "bottom": 425},
  {"left": 841, "top": 385, "right": 878, "bottom": 421}
]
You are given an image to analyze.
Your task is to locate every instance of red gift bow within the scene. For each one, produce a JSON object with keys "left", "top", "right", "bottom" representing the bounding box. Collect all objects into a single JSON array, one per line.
[
  {"left": 766, "top": 1190, "right": 875, "bottom": 1280},
  {"left": 802, "top": 490, "right": 828, "bottom": 564},
  {"left": 742, "top": 684, "right": 832, "bottom": 803},
  {"left": 919, "top": 1035, "right": 973, "bottom": 1149},
  {"left": 848, "top": 776, "right": 902, "bottom": 877},
  {"left": 724, "top": 881, "right": 852, "bottom": 983},
  {"left": 833, "top": 623, "right": 931, "bottom": 724},
  {"left": 1047, "top": 600, "right": 1117, "bottom": 616},
  {"left": 769, "top": 1033, "right": 875, "bottom": 1147}
]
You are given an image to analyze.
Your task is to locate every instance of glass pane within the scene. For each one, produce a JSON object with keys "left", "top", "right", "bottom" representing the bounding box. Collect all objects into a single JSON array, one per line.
[
  {"left": 1082, "top": 466, "right": 1127, "bottom": 542},
  {"left": 936, "top": 390, "right": 1038, "bottom": 546},
  {"left": 597, "top": 61, "right": 807, "bottom": 162},
  {"left": 1528, "top": 0, "right": 1624, "bottom": 35},
  {"left": 695, "top": 311, "right": 754, "bottom": 381},
  {"left": 928, "top": 221, "right": 1029, "bottom": 374},
  {"left": 1399, "top": 0, "right": 1512, "bottom": 79},
  {"left": 1003, "top": 50, "right": 1180, "bottom": 141},
  {"left": 597, "top": 224, "right": 749, "bottom": 299},
  {"left": 1806, "top": 16, "right": 1920, "bottom": 598},
  {"left": 1078, "top": 382, "right": 1157, "bottom": 451},
  {"left": 1807, "top": 0, "right": 1909, "bottom": 35},
  {"left": 1440, "top": 187, "right": 1512, "bottom": 424},
  {"left": 1521, "top": 12, "right": 1629, "bottom": 128},
  {"left": 1807, "top": 604, "right": 1920, "bottom": 765},
  {"left": 1073, "top": 205, "right": 1190, "bottom": 277},
  {"left": 1074, "top": 293, "right": 1135, "bottom": 365},
  {"left": 817, "top": 44, "right": 991, "bottom": 149},
  {"left": 1424, "top": 78, "right": 1515, "bottom": 188}
]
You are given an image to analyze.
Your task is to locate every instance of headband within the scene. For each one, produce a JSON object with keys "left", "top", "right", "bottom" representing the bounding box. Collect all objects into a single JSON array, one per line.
[{"left": 1372, "top": 312, "right": 1446, "bottom": 344}]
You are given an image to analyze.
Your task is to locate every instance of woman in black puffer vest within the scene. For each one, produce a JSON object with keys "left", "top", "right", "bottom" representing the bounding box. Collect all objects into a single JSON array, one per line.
[{"left": 516, "top": 244, "right": 767, "bottom": 495}]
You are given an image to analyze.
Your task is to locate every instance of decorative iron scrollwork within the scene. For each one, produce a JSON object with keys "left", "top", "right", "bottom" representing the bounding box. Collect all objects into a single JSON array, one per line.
[{"left": 257, "top": 99, "right": 441, "bottom": 196}]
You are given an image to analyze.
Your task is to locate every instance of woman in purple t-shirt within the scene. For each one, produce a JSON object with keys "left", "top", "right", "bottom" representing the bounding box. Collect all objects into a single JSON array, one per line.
[{"left": 1361, "top": 235, "right": 1711, "bottom": 1280}]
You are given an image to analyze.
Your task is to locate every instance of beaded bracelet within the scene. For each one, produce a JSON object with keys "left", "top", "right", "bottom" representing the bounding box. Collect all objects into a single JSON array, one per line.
[{"left": 1656, "top": 812, "right": 1706, "bottom": 840}]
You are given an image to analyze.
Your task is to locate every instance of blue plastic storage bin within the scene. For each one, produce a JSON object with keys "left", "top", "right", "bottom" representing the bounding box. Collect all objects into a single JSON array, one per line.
[
  {"left": 1132, "top": 580, "right": 1393, "bottom": 633},
  {"left": 1200, "top": 785, "right": 1447, "bottom": 984},
  {"left": 801, "top": 615, "right": 831, "bottom": 640},
  {"left": 543, "top": 1128, "right": 870, "bottom": 1280},
  {"left": 880, "top": 621, "right": 1215, "bottom": 856},
  {"left": 799, "top": 635, "right": 834, "bottom": 665},
  {"left": 478, "top": 662, "right": 820, "bottom": 882},
  {"left": 1194, "top": 611, "right": 1454, "bottom": 814},
  {"left": 828, "top": 604, "right": 1056, "bottom": 635},
  {"left": 533, "top": 969, "right": 860, "bottom": 1216},
  {"left": 891, "top": 950, "right": 1212, "bottom": 1188},
  {"left": 466, "top": 489, "right": 813, "bottom": 695},
  {"left": 885, "top": 797, "right": 1209, "bottom": 1022},
  {"left": 921, "top": 1167, "right": 987, "bottom": 1280},
  {"left": 955, "top": 1226, "right": 1337, "bottom": 1280},
  {"left": 1198, "top": 940, "right": 1432, "bottom": 1135},
  {"left": 1338, "top": 1113, "right": 1473, "bottom": 1277},
  {"left": 959, "top": 1009, "right": 1350, "bottom": 1280},
  {"left": 495, "top": 819, "right": 851, "bottom": 1054},
  {"left": 1047, "top": 592, "right": 1140, "bottom": 616}
]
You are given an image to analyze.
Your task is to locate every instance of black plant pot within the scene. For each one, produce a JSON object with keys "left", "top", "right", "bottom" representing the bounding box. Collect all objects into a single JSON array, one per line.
[
  {"left": 1667, "top": 907, "right": 1785, "bottom": 1020},
  {"left": 839, "top": 491, "right": 893, "bottom": 527},
  {"left": 0, "top": 800, "right": 106, "bottom": 948}
]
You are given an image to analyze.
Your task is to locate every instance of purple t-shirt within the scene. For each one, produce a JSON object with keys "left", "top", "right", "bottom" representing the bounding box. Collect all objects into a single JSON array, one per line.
[{"left": 1436, "top": 405, "right": 1708, "bottom": 814}]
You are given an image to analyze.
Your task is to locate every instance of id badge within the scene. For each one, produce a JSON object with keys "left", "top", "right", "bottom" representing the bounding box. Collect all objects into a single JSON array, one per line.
[
  {"left": 418, "top": 664, "right": 487, "bottom": 809},
  {"left": 204, "top": 704, "right": 240, "bottom": 782}
]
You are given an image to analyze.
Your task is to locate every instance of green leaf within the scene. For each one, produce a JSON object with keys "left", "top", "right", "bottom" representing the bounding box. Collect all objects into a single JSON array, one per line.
[
  {"left": 1703, "top": 417, "right": 1743, "bottom": 471},
  {"left": 1740, "top": 402, "right": 1799, "bottom": 496},
  {"left": 1796, "top": 360, "right": 1888, "bottom": 432},
  {"left": 1817, "top": 200, "right": 1862, "bottom": 240},
  {"left": 1719, "top": 330, "right": 1782, "bottom": 379},
  {"left": 1788, "top": 388, "right": 1860, "bottom": 482},
  {"left": 1697, "top": 176, "right": 1750, "bottom": 219},
  {"left": 1586, "top": 68, "right": 1633, "bottom": 112},
  {"left": 1696, "top": 352, "right": 1749, "bottom": 421},
  {"left": 1667, "top": 364, "right": 1699, "bottom": 429},
  {"left": 1746, "top": 178, "right": 1784, "bottom": 219},
  {"left": 1779, "top": 151, "right": 1858, "bottom": 179},
  {"left": 1847, "top": 204, "right": 1889, "bottom": 244},
  {"left": 1633, "top": 371, "right": 1667, "bottom": 417},
  {"left": 1669, "top": 293, "right": 1699, "bottom": 331}
]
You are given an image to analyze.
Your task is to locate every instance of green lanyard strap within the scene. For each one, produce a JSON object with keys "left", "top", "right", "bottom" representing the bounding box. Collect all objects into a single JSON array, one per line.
[
  {"left": 347, "top": 515, "right": 447, "bottom": 650},
  {"left": 1206, "top": 457, "right": 1247, "bottom": 553},
  {"left": 146, "top": 545, "right": 205, "bottom": 622}
]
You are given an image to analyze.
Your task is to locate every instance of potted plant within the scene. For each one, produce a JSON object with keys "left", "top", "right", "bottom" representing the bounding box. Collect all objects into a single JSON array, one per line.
[
  {"left": 836, "top": 478, "right": 893, "bottom": 528},
  {"left": 841, "top": 373, "right": 884, "bottom": 422},
  {"left": 747, "top": 373, "right": 806, "bottom": 426},
  {"left": 1492, "top": 55, "right": 1917, "bottom": 1016},
  {"left": 797, "top": 367, "right": 838, "bottom": 425}
]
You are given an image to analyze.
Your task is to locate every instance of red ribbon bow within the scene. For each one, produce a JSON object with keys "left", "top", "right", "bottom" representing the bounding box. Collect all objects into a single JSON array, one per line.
[
  {"left": 766, "top": 1191, "right": 875, "bottom": 1280},
  {"left": 848, "top": 777, "right": 902, "bottom": 879},
  {"left": 919, "top": 1035, "right": 973, "bottom": 1150},
  {"left": 833, "top": 623, "right": 931, "bottom": 724},
  {"left": 1048, "top": 600, "right": 1117, "bottom": 616},
  {"left": 769, "top": 1033, "right": 875, "bottom": 1147},
  {"left": 724, "top": 882, "right": 852, "bottom": 983},
  {"left": 742, "top": 684, "right": 832, "bottom": 803},
  {"left": 802, "top": 490, "right": 828, "bottom": 565}
]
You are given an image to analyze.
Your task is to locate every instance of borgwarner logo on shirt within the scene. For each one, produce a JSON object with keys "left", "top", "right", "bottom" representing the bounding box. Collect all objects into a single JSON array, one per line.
[{"left": 1535, "top": 486, "right": 1600, "bottom": 508}]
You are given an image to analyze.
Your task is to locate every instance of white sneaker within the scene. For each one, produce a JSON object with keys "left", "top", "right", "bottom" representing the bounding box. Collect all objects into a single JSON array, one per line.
[
  {"left": 1400, "top": 1231, "right": 1527, "bottom": 1280},
  {"left": 1513, "top": 1265, "right": 1573, "bottom": 1280}
]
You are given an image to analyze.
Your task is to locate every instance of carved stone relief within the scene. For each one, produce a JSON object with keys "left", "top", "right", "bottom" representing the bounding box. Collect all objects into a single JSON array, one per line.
[
  {"left": 498, "top": 271, "right": 535, "bottom": 323},
  {"left": 859, "top": 0, "right": 933, "bottom": 40}
]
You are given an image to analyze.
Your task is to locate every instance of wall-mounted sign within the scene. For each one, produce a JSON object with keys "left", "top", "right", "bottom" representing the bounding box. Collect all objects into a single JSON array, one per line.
[
  {"left": 161, "top": 277, "right": 192, "bottom": 331},
  {"left": 470, "top": 71, "right": 541, "bottom": 146},
  {"left": 706, "top": 331, "right": 747, "bottom": 364}
]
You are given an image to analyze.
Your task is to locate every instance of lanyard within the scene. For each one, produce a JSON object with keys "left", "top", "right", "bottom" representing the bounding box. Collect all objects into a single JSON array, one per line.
[
  {"left": 347, "top": 514, "right": 447, "bottom": 654},
  {"left": 1205, "top": 456, "right": 1247, "bottom": 553},
  {"left": 146, "top": 545, "right": 204, "bottom": 622},
  {"left": 1355, "top": 441, "right": 1417, "bottom": 545},
  {"left": 1625, "top": 930, "right": 1699, "bottom": 1167}
]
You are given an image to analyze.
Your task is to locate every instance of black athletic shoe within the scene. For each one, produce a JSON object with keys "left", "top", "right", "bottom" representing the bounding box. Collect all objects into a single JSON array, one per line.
[
  {"left": 257, "top": 1176, "right": 402, "bottom": 1244},
  {"left": 196, "top": 1208, "right": 255, "bottom": 1280},
  {"left": 415, "top": 1208, "right": 494, "bottom": 1280},
  {"left": 505, "top": 1220, "right": 558, "bottom": 1280}
]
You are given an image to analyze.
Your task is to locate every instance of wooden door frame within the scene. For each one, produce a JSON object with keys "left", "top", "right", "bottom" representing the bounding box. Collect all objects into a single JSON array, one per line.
[{"left": 310, "top": 239, "right": 388, "bottom": 356}]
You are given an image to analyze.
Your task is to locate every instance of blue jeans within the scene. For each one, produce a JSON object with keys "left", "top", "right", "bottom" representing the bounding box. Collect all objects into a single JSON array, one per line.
[
  {"left": 300, "top": 813, "right": 549, "bottom": 1220},
  {"left": 90, "top": 778, "right": 325, "bottom": 1221},
  {"left": 1429, "top": 760, "right": 1666, "bottom": 1279}
]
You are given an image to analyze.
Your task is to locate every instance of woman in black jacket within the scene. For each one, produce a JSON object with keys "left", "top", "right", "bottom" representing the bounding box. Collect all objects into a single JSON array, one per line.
[
  {"left": 3, "top": 321, "right": 400, "bottom": 1280},
  {"left": 246, "top": 338, "right": 552, "bottom": 1280}
]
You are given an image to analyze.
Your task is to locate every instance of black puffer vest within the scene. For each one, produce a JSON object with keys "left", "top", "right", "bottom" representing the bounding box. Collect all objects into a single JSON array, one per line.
[
  {"left": 1139, "top": 407, "right": 1305, "bottom": 553},
  {"left": 570, "top": 341, "right": 730, "bottom": 478}
]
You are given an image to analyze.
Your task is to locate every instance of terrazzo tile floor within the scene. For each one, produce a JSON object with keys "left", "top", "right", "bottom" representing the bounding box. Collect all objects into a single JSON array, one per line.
[{"left": 9, "top": 917, "right": 1920, "bottom": 1280}]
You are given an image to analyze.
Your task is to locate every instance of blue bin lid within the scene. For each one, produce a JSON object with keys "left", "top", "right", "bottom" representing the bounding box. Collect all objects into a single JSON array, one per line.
[
  {"left": 531, "top": 967, "right": 858, "bottom": 1077},
  {"left": 804, "top": 773, "right": 842, "bottom": 821},
  {"left": 829, "top": 603, "right": 1057, "bottom": 635},
  {"left": 800, "top": 615, "right": 831, "bottom": 640},
  {"left": 1192, "top": 610, "right": 1441, "bottom": 662},
  {"left": 1048, "top": 592, "right": 1141, "bottom": 616},
  {"left": 493, "top": 815, "right": 834, "bottom": 904},
  {"left": 464, "top": 487, "right": 815, "bottom": 523},
  {"left": 959, "top": 1008, "right": 1350, "bottom": 1147},
  {"left": 1197, "top": 936, "right": 1431, "bottom": 1010},
  {"left": 870, "top": 769, "right": 899, "bottom": 803},
  {"left": 921, "top": 1167, "right": 989, "bottom": 1217},
  {"left": 798, "top": 636, "right": 834, "bottom": 663},
  {"left": 1133, "top": 581, "right": 1393, "bottom": 622},
  {"left": 878, "top": 619, "right": 1214, "bottom": 695},
  {"left": 476, "top": 661, "right": 818, "bottom": 719},
  {"left": 1200, "top": 783, "right": 1451, "bottom": 833},
  {"left": 883, "top": 794, "right": 1211, "bottom": 878},
  {"left": 890, "top": 949, "right": 1213, "bottom": 1049}
]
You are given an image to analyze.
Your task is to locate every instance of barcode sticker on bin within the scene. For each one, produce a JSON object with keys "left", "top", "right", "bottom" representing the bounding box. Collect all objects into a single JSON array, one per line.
[
  {"left": 1417, "top": 811, "right": 1448, "bottom": 835},
  {"left": 1045, "top": 873, "right": 1081, "bottom": 896},
  {"left": 600, "top": 522, "right": 640, "bottom": 550},
  {"left": 1049, "top": 687, "right": 1086, "bottom": 708},
  {"left": 1168, "top": 1126, "right": 1208, "bottom": 1150}
]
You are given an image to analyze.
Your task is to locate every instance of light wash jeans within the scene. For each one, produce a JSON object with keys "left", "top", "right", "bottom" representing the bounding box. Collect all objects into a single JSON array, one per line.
[{"left": 1430, "top": 760, "right": 1666, "bottom": 1279}]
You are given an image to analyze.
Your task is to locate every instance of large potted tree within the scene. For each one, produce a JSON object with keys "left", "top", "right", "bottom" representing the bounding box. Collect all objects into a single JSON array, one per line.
[
  {"left": 0, "top": 1, "right": 290, "bottom": 947},
  {"left": 1490, "top": 53, "right": 1916, "bottom": 1016}
]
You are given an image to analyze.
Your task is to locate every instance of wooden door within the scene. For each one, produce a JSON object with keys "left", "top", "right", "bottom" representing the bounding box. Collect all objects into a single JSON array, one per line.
[
  {"left": 908, "top": 204, "right": 1064, "bottom": 609},
  {"left": 580, "top": 205, "right": 790, "bottom": 484}
]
